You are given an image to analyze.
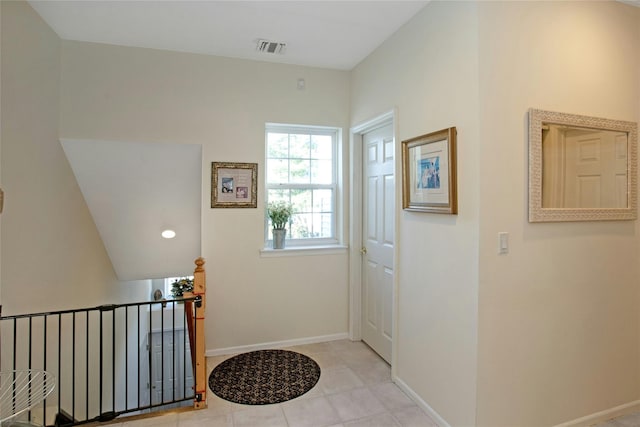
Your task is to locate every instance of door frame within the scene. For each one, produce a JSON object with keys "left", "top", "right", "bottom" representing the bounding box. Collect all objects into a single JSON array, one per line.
[{"left": 348, "top": 109, "right": 399, "bottom": 372}]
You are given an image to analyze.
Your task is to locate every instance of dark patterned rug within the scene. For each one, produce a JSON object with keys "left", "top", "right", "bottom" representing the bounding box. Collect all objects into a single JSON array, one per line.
[{"left": 209, "top": 349, "right": 321, "bottom": 405}]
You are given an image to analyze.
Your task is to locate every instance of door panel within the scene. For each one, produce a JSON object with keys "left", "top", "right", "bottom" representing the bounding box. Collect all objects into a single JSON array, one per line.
[
  {"left": 361, "top": 123, "right": 394, "bottom": 363},
  {"left": 564, "top": 130, "right": 627, "bottom": 208},
  {"left": 366, "top": 260, "right": 378, "bottom": 326},
  {"left": 382, "top": 267, "right": 393, "bottom": 341},
  {"left": 384, "top": 175, "right": 394, "bottom": 245},
  {"left": 367, "top": 176, "right": 378, "bottom": 240}
]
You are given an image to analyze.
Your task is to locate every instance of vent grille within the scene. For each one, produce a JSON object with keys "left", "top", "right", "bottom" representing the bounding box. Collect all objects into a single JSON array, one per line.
[{"left": 256, "top": 39, "right": 286, "bottom": 54}]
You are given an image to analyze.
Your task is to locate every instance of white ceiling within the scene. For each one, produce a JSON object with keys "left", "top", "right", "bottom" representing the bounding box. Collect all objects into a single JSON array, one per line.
[
  {"left": 29, "top": 1, "right": 429, "bottom": 71},
  {"left": 61, "top": 139, "right": 202, "bottom": 281}
]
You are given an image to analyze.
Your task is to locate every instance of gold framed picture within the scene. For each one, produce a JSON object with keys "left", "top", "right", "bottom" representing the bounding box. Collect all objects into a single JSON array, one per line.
[
  {"left": 402, "top": 127, "right": 457, "bottom": 214},
  {"left": 211, "top": 162, "right": 258, "bottom": 208}
]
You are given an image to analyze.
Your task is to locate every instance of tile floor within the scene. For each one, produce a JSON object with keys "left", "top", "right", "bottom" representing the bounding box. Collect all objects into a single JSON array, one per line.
[
  {"left": 594, "top": 411, "right": 640, "bottom": 427},
  {"left": 115, "top": 340, "right": 438, "bottom": 427}
]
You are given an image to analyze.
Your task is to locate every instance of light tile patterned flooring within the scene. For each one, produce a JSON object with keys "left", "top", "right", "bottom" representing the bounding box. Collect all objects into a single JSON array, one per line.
[
  {"left": 594, "top": 412, "right": 640, "bottom": 427},
  {"left": 115, "top": 340, "right": 437, "bottom": 427}
]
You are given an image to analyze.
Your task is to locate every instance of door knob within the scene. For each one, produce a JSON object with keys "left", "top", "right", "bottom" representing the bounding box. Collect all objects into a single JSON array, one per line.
[{"left": 360, "top": 247, "right": 367, "bottom": 255}]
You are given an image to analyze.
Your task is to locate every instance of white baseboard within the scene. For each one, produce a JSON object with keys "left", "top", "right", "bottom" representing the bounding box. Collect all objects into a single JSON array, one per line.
[
  {"left": 393, "top": 376, "right": 451, "bottom": 427},
  {"left": 206, "top": 332, "right": 350, "bottom": 357},
  {"left": 553, "top": 400, "right": 640, "bottom": 427},
  {"left": 392, "top": 376, "right": 640, "bottom": 427}
]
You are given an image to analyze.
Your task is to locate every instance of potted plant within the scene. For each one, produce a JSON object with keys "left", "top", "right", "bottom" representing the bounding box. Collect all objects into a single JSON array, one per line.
[{"left": 267, "top": 201, "right": 293, "bottom": 249}]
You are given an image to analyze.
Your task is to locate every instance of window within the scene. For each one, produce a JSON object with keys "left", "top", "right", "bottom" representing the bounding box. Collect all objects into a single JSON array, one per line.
[
  {"left": 164, "top": 276, "right": 194, "bottom": 299},
  {"left": 265, "top": 124, "right": 340, "bottom": 247}
]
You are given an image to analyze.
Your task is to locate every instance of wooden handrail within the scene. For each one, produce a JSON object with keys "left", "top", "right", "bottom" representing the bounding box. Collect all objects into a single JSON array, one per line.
[{"left": 184, "top": 257, "right": 207, "bottom": 409}]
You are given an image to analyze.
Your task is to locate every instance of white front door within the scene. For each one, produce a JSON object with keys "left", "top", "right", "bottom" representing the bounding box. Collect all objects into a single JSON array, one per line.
[
  {"left": 149, "top": 330, "right": 193, "bottom": 406},
  {"left": 361, "top": 123, "right": 394, "bottom": 363}
]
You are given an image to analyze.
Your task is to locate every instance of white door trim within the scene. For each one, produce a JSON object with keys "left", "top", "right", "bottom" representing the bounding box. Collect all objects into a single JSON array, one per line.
[{"left": 349, "top": 109, "right": 399, "bottom": 372}]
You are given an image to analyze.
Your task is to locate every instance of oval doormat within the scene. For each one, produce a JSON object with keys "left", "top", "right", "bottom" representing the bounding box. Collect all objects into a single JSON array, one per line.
[{"left": 209, "top": 349, "right": 321, "bottom": 405}]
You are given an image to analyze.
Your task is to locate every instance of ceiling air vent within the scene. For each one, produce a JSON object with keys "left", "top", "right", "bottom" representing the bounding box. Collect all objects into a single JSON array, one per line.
[{"left": 256, "top": 39, "right": 286, "bottom": 54}]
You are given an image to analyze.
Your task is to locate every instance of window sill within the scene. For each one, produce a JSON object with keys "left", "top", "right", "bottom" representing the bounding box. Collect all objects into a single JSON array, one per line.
[{"left": 260, "top": 244, "right": 348, "bottom": 257}]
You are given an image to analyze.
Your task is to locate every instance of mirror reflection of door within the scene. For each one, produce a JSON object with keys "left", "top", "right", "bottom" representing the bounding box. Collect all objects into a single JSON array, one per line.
[{"left": 542, "top": 124, "right": 628, "bottom": 208}]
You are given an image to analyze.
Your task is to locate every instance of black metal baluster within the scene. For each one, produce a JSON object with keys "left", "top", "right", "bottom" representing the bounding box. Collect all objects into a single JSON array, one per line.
[
  {"left": 148, "top": 303, "right": 153, "bottom": 407},
  {"left": 72, "top": 311, "right": 76, "bottom": 422},
  {"left": 137, "top": 305, "right": 141, "bottom": 410},
  {"left": 58, "top": 314, "right": 62, "bottom": 420},
  {"left": 43, "top": 315, "right": 48, "bottom": 425},
  {"left": 12, "top": 319, "right": 17, "bottom": 416},
  {"left": 11, "top": 367, "right": 16, "bottom": 417},
  {"left": 125, "top": 307, "right": 129, "bottom": 412},
  {"left": 85, "top": 310, "right": 89, "bottom": 421},
  {"left": 12, "top": 319, "right": 17, "bottom": 372},
  {"left": 172, "top": 302, "right": 176, "bottom": 402},
  {"left": 112, "top": 309, "right": 116, "bottom": 413},
  {"left": 27, "top": 318, "right": 32, "bottom": 422},
  {"left": 26, "top": 318, "right": 32, "bottom": 372},
  {"left": 99, "top": 310, "right": 103, "bottom": 417},
  {"left": 161, "top": 302, "right": 164, "bottom": 404}
]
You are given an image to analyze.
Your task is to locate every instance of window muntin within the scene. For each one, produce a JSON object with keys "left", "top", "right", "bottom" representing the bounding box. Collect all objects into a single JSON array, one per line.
[{"left": 266, "top": 125, "right": 338, "bottom": 246}]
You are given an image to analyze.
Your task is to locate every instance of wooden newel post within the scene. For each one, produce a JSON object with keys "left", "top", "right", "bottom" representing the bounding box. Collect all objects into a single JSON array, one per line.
[{"left": 190, "top": 257, "right": 207, "bottom": 409}]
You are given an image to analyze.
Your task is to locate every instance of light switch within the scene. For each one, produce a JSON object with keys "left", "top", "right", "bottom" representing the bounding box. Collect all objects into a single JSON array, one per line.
[{"left": 498, "top": 232, "right": 509, "bottom": 254}]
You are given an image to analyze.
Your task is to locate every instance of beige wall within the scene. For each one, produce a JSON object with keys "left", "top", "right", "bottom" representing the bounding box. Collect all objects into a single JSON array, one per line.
[
  {"left": 353, "top": 1, "right": 640, "bottom": 426},
  {"left": 0, "top": 1, "right": 142, "bottom": 315},
  {"left": 476, "top": 2, "right": 640, "bottom": 426},
  {"left": 351, "top": 2, "right": 481, "bottom": 425},
  {"left": 59, "top": 41, "right": 351, "bottom": 351}
]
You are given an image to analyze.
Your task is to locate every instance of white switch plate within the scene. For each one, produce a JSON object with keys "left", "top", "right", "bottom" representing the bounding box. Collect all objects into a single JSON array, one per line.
[{"left": 498, "top": 232, "right": 509, "bottom": 254}]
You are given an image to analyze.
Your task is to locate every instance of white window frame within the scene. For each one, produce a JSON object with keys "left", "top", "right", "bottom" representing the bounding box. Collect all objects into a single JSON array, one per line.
[{"left": 265, "top": 123, "right": 341, "bottom": 248}]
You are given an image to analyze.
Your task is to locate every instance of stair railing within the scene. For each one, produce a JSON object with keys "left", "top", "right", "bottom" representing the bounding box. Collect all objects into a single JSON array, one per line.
[{"left": 0, "top": 258, "right": 207, "bottom": 426}]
